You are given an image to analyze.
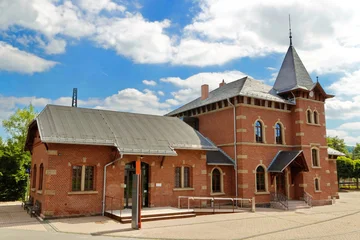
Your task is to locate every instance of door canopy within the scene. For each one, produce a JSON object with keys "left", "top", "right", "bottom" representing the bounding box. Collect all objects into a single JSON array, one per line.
[{"left": 267, "top": 150, "right": 309, "bottom": 173}]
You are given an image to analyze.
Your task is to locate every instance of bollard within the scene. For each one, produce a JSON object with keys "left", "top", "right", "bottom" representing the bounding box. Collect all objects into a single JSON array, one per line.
[{"left": 251, "top": 197, "right": 255, "bottom": 212}]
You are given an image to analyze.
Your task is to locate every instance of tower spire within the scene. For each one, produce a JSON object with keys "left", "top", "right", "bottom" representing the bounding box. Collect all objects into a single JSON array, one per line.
[{"left": 289, "top": 14, "right": 292, "bottom": 46}]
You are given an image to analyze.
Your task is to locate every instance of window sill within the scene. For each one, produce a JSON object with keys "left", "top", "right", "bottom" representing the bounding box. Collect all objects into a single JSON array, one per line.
[
  {"left": 210, "top": 192, "right": 225, "bottom": 196},
  {"left": 173, "top": 188, "right": 195, "bottom": 191},
  {"left": 31, "top": 188, "right": 36, "bottom": 192},
  {"left": 37, "top": 190, "right": 43, "bottom": 195},
  {"left": 312, "top": 166, "right": 321, "bottom": 169},
  {"left": 68, "top": 191, "right": 98, "bottom": 195},
  {"left": 315, "top": 190, "right": 322, "bottom": 193},
  {"left": 307, "top": 123, "right": 321, "bottom": 127},
  {"left": 255, "top": 191, "right": 270, "bottom": 195}
]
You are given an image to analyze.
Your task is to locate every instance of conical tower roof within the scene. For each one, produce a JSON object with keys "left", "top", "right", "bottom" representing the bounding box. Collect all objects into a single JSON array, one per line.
[{"left": 273, "top": 46, "right": 314, "bottom": 93}]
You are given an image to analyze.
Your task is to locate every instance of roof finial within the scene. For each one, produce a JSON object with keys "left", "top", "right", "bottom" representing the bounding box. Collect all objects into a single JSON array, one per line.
[
  {"left": 316, "top": 76, "right": 319, "bottom": 82},
  {"left": 289, "top": 14, "right": 292, "bottom": 46}
]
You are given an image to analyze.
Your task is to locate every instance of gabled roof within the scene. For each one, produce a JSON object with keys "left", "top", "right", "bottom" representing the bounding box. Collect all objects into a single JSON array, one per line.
[
  {"left": 25, "top": 105, "right": 218, "bottom": 156},
  {"left": 167, "top": 76, "right": 294, "bottom": 116},
  {"left": 268, "top": 150, "right": 309, "bottom": 173},
  {"left": 327, "top": 147, "right": 346, "bottom": 156},
  {"left": 273, "top": 46, "right": 315, "bottom": 93}
]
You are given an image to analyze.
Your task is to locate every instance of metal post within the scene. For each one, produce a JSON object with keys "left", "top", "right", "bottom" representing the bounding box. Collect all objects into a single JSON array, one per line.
[
  {"left": 251, "top": 197, "right": 255, "bottom": 212},
  {"left": 136, "top": 157, "right": 141, "bottom": 229}
]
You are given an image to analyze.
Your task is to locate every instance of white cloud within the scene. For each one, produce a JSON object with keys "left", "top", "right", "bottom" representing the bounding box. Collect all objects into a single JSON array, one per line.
[
  {"left": 0, "top": 41, "right": 57, "bottom": 74},
  {"left": 44, "top": 38, "right": 67, "bottom": 54},
  {"left": 76, "top": 0, "right": 125, "bottom": 14},
  {"left": 97, "top": 88, "right": 171, "bottom": 115},
  {"left": 161, "top": 70, "right": 247, "bottom": 105},
  {"left": 327, "top": 128, "right": 360, "bottom": 146},
  {"left": 157, "top": 91, "right": 164, "bottom": 96},
  {"left": 142, "top": 80, "right": 157, "bottom": 86},
  {"left": 93, "top": 14, "right": 173, "bottom": 64}
]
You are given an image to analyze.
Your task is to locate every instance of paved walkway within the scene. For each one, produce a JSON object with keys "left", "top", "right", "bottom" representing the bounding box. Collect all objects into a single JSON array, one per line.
[{"left": 2, "top": 192, "right": 360, "bottom": 239}]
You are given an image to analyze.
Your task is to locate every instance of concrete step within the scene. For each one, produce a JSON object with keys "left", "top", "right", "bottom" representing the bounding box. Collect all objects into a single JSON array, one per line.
[
  {"left": 120, "top": 213, "right": 196, "bottom": 223},
  {"left": 271, "top": 201, "right": 311, "bottom": 211}
]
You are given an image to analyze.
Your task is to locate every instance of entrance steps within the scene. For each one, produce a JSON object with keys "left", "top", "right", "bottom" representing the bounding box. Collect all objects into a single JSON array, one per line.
[
  {"left": 105, "top": 207, "right": 196, "bottom": 223},
  {"left": 271, "top": 200, "right": 311, "bottom": 211}
]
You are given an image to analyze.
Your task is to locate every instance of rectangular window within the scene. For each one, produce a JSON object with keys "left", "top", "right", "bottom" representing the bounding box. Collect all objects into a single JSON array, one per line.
[
  {"left": 184, "top": 167, "right": 190, "bottom": 188},
  {"left": 72, "top": 166, "right": 82, "bottom": 191},
  {"left": 38, "top": 164, "right": 44, "bottom": 190},
  {"left": 175, "top": 167, "right": 181, "bottom": 188},
  {"left": 84, "top": 166, "right": 94, "bottom": 191},
  {"left": 312, "top": 149, "right": 319, "bottom": 167},
  {"left": 174, "top": 166, "right": 191, "bottom": 188}
]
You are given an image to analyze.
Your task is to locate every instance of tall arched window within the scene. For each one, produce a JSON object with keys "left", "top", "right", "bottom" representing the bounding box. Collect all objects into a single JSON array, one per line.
[
  {"left": 307, "top": 110, "right": 312, "bottom": 123},
  {"left": 256, "top": 166, "right": 266, "bottom": 192},
  {"left": 313, "top": 111, "right": 319, "bottom": 124},
  {"left": 275, "top": 123, "right": 282, "bottom": 144},
  {"left": 32, "top": 164, "right": 37, "bottom": 188},
  {"left": 314, "top": 178, "right": 320, "bottom": 191},
  {"left": 312, "top": 148, "right": 319, "bottom": 167},
  {"left": 38, "top": 163, "right": 44, "bottom": 190},
  {"left": 212, "top": 168, "right": 222, "bottom": 193},
  {"left": 255, "top": 121, "right": 263, "bottom": 143}
]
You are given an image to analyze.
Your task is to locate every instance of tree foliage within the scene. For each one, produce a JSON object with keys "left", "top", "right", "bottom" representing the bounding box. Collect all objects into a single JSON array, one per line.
[
  {"left": 336, "top": 156, "right": 354, "bottom": 180},
  {"left": 352, "top": 143, "right": 360, "bottom": 160},
  {"left": 0, "top": 105, "right": 36, "bottom": 201},
  {"left": 327, "top": 136, "right": 349, "bottom": 157}
]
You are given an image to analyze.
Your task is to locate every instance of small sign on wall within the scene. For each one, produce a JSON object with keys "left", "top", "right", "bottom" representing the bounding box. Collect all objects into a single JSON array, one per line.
[{"left": 156, "top": 183, "right": 162, "bottom": 187}]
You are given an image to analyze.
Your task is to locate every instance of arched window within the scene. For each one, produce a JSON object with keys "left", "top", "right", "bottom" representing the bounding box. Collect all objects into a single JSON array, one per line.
[
  {"left": 255, "top": 121, "right": 263, "bottom": 143},
  {"left": 314, "top": 178, "right": 320, "bottom": 191},
  {"left": 38, "top": 163, "right": 44, "bottom": 190},
  {"left": 212, "top": 168, "right": 222, "bottom": 193},
  {"left": 256, "top": 166, "right": 266, "bottom": 192},
  {"left": 313, "top": 111, "right": 319, "bottom": 124},
  {"left": 32, "top": 164, "right": 37, "bottom": 188},
  {"left": 275, "top": 123, "right": 282, "bottom": 144},
  {"left": 312, "top": 148, "right": 319, "bottom": 167},
  {"left": 307, "top": 110, "right": 312, "bottom": 123}
]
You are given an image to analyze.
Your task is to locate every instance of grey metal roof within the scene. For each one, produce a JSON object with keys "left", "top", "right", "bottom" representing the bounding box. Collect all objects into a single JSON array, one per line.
[
  {"left": 273, "top": 46, "right": 315, "bottom": 93},
  {"left": 268, "top": 150, "right": 309, "bottom": 173},
  {"left": 327, "top": 147, "right": 346, "bottom": 156},
  {"left": 167, "top": 76, "right": 294, "bottom": 116},
  {"left": 31, "top": 105, "right": 218, "bottom": 156},
  {"left": 206, "top": 149, "right": 235, "bottom": 166}
]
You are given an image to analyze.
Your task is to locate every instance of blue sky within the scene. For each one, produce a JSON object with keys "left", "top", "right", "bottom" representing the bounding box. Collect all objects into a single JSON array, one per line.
[{"left": 1, "top": 0, "right": 360, "bottom": 145}]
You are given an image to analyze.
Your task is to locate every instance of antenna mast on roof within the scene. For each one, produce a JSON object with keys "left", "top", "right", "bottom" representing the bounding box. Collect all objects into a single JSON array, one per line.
[
  {"left": 289, "top": 14, "right": 293, "bottom": 46},
  {"left": 72, "top": 88, "right": 77, "bottom": 107}
]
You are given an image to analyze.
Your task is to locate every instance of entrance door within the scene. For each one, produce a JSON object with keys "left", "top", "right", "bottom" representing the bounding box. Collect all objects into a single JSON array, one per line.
[
  {"left": 276, "top": 173, "right": 286, "bottom": 196},
  {"left": 124, "top": 162, "right": 149, "bottom": 208}
]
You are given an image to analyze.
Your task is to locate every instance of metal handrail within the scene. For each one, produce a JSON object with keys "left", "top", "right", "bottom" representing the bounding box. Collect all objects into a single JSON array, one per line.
[
  {"left": 303, "top": 191, "right": 313, "bottom": 207},
  {"left": 270, "top": 192, "right": 288, "bottom": 210},
  {"left": 178, "top": 196, "right": 255, "bottom": 213},
  {"left": 105, "top": 195, "right": 123, "bottom": 216}
]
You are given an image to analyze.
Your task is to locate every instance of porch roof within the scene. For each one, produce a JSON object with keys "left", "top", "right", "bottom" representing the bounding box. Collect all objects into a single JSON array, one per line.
[
  {"left": 25, "top": 105, "right": 218, "bottom": 156},
  {"left": 206, "top": 149, "right": 235, "bottom": 166},
  {"left": 268, "top": 150, "right": 309, "bottom": 173}
]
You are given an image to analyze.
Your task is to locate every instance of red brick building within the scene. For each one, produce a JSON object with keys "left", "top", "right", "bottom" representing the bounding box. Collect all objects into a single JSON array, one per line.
[{"left": 25, "top": 41, "right": 344, "bottom": 218}]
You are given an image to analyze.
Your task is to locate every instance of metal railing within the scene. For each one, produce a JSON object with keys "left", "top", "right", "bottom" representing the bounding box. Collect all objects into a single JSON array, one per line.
[
  {"left": 270, "top": 192, "right": 288, "bottom": 210},
  {"left": 303, "top": 191, "right": 313, "bottom": 207},
  {"left": 105, "top": 195, "right": 123, "bottom": 216},
  {"left": 178, "top": 196, "right": 255, "bottom": 213}
]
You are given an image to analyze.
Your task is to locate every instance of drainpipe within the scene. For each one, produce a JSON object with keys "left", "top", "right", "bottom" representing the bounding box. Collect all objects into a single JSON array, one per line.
[
  {"left": 227, "top": 98, "right": 238, "bottom": 200},
  {"left": 102, "top": 148, "right": 123, "bottom": 216}
]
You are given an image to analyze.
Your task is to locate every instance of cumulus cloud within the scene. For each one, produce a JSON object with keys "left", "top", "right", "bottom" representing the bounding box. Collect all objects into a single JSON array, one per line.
[
  {"left": 75, "top": 0, "right": 125, "bottom": 14},
  {"left": 0, "top": 41, "right": 57, "bottom": 74},
  {"left": 142, "top": 80, "right": 157, "bottom": 86}
]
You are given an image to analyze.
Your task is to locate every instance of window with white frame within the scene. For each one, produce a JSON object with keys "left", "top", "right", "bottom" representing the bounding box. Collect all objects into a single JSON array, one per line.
[{"left": 312, "top": 148, "right": 320, "bottom": 167}]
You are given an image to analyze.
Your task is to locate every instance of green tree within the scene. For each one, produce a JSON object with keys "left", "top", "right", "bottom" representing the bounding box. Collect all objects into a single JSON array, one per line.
[
  {"left": 336, "top": 156, "right": 354, "bottom": 181},
  {"left": 327, "top": 136, "right": 349, "bottom": 157},
  {"left": 0, "top": 105, "right": 37, "bottom": 201},
  {"left": 2, "top": 104, "right": 36, "bottom": 148},
  {"left": 352, "top": 143, "right": 360, "bottom": 160},
  {"left": 353, "top": 160, "right": 360, "bottom": 189}
]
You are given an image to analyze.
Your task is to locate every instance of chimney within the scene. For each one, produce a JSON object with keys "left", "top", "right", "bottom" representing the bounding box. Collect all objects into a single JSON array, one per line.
[
  {"left": 201, "top": 84, "right": 209, "bottom": 100},
  {"left": 219, "top": 79, "right": 226, "bottom": 87}
]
